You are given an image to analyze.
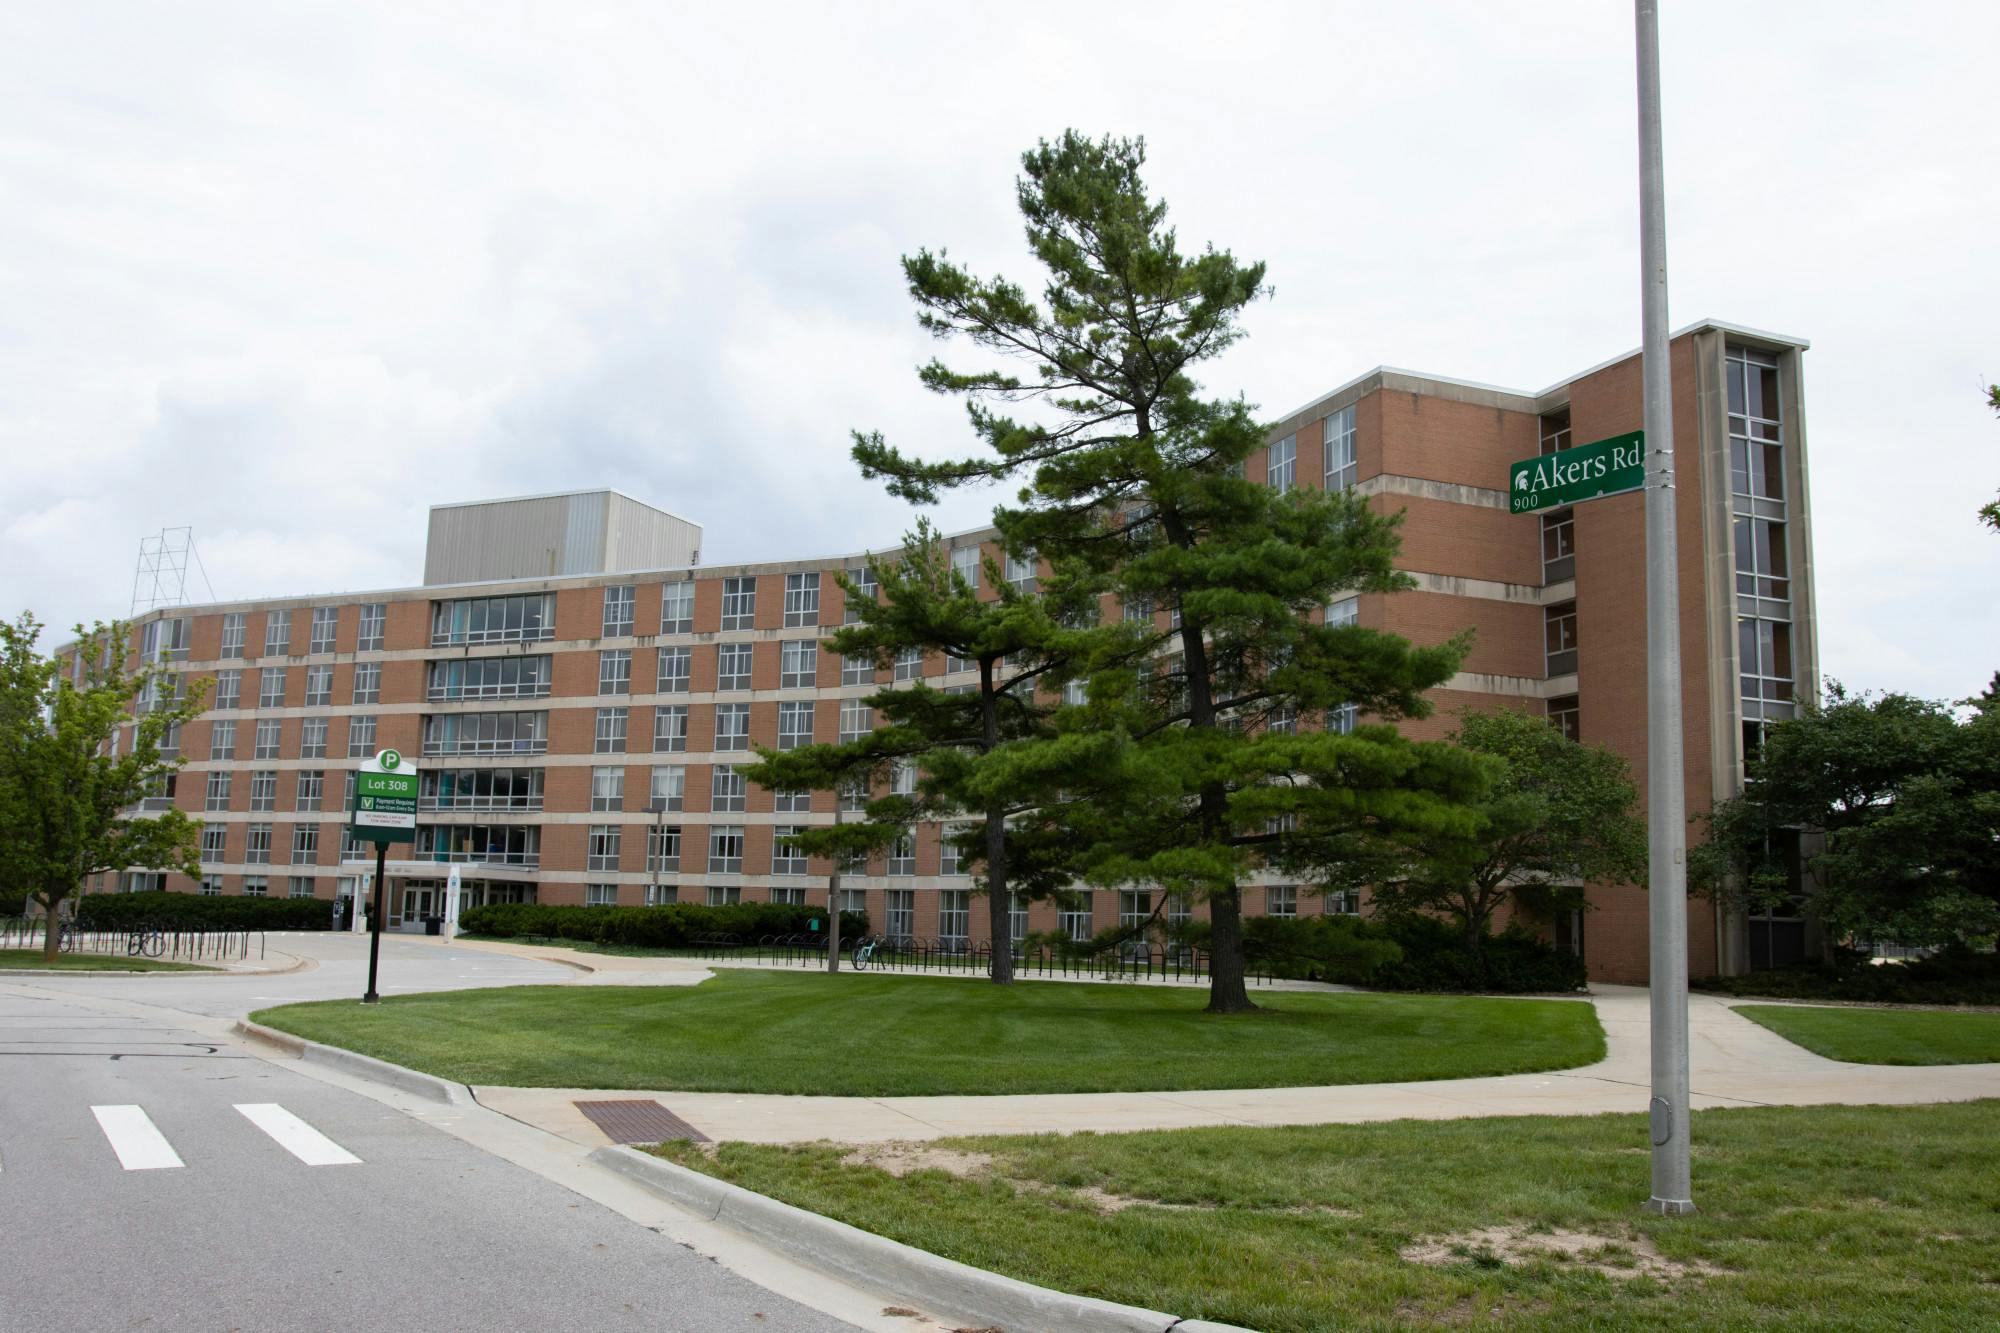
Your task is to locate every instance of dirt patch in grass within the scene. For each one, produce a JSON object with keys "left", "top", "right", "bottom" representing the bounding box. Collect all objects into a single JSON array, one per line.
[
  {"left": 842, "top": 1143, "right": 995, "bottom": 1179},
  {"left": 1401, "top": 1225, "right": 1723, "bottom": 1282}
]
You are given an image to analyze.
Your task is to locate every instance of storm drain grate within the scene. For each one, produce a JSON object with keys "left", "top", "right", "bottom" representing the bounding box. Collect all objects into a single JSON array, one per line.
[{"left": 574, "top": 1099, "right": 710, "bottom": 1144}]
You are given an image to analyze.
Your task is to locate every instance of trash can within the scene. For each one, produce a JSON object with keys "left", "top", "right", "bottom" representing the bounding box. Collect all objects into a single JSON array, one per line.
[{"left": 424, "top": 916, "right": 443, "bottom": 937}]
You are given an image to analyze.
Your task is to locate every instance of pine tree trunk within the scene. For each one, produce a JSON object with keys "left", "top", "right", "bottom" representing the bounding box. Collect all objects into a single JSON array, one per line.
[
  {"left": 1206, "top": 884, "right": 1257, "bottom": 1013},
  {"left": 41, "top": 890, "right": 63, "bottom": 963}
]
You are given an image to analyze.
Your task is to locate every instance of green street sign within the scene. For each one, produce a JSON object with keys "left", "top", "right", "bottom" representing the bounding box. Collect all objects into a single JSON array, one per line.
[
  {"left": 1509, "top": 430, "right": 1646, "bottom": 514},
  {"left": 351, "top": 749, "right": 420, "bottom": 846}
]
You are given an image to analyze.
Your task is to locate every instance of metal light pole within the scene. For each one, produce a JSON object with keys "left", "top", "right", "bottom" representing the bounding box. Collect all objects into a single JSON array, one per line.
[{"left": 1635, "top": 0, "right": 1694, "bottom": 1215}]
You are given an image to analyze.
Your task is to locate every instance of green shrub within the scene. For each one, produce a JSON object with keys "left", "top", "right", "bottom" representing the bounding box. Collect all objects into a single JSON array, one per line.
[
  {"left": 76, "top": 890, "right": 335, "bottom": 931},
  {"left": 457, "top": 901, "right": 867, "bottom": 951},
  {"left": 1240, "top": 914, "right": 1404, "bottom": 984},
  {"left": 1371, "top": 914, "right": 1589, "bottom": 993},
  {"left": 1693, "top": 947, "right": 2000, "bottom": 1006},
  {"left": 0, "top": 889, "right": 27, "bottom": 918}
]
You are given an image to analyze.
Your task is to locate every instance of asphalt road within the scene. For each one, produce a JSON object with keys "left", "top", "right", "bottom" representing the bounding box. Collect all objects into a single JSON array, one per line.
[{"left": 0, "top": 940, "right": 863, "bottom": 1333}]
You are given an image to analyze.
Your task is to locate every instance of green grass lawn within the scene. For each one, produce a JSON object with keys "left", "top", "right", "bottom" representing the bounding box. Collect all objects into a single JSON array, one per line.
[
  {"left": 656, "top": 1101, "right": 2000, "bottom": 1332},
  {"left": 0, "top": 948, "right": 212, "bottom": 972},
  {"left": 252, "top": 969, "right": 1605, "bottom": 1096},
  {"left": 1735, "top": 1003, "right": 2000, "bottom": 1065}
]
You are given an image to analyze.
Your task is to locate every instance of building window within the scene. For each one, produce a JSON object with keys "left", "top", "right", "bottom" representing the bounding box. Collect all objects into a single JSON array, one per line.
[
  {"left": 1323, "top": 405, "right": 1357, "bottom": 492},
  {"left": 602, "top": 585, "right": 635, "bottom": 637},
  {"left": 289, "top": 876, "right": 317, "bottom": 899},
  {"left": 428, "top": 656, "right": 550, "bottom": 701},
  {"left": 296, "top": 769, "right": 324, "bottom": 812},
  {"left": 839, "top": 779, "right": 868, "bottom": 815},
  {"left": 1266, "top": 884, "right": 1297, "bottom": 918},
  {"left": 711, "top": 764, "right": 747, "bottom": 812},
  {"left": 838, "top": 700, "right": 872, "bottom": 743},
  {"left": 250, "top": 770, "right": 277, "bottom": 812},
  {"left": 142, "top": 617, "right": 190, "bottom": 663},
  {"left": 774, "top": 787, "right": 812, "bottom": 813},
  {"left": 357, "top": 603, "right": 386, "bottom": 651},
  {"left": 204, "top": 770, "right": 232, "bottom": 811},
  {"left": 842, "top": 653, "right": 872, "bottom": 687},
  {"left": 939, "top": 825, "right": 970, "bottom": 877},
  {"left": 264, "top": 611, "right": 291, "bottom": 657},
  {"left": 291, "top": 824, "right": 319, "bottom": 865},
  {"left": 950, "top": 544, "right": 981, "bottom": 592},
  {"left": 708, "top": 826, "right": 745, "bottom": 875},
  {"left": 657, "top": 647, "right": 691, "bottom": 694},
  {"left": 430, "top": 593, "right": 554, "bottom": 647},
  {"left": 1542, "top": 509, "right": 1576, "bottom": 584},
  {"left": 309, "top": 607, "right": 338, "bottom": 654},
  {"left": 1330, "top": 703, "right": 1359, "bottom": 735},
  {"left": 413, "top": 824, "right": 540, "bottom": 867},
  {"left": 939, "top": 890, "right": 970, "bottom": 949},
  {"left": 220, "top": 613, "right": 246, "bottom": 659},
  {"left": 348, "top": 714, "right": 378, "bottom": 756},
  {"left": 780, "top": 640, "right": 817, "bottom": 689},
  {"left": 587, "top": 825, "right": 622, "bottom": 871},
  {"left": 585, "top": 883, "right": 618, "bottom": 908},
  {"left": 884, "top": 889, "right": 914, "bottom": 941},
  {"left": 777, "top": 701, "right": 814, "bottom": 751},
  {"left": 1734, "top": 515, "right": 1790, "bottom": 604},
  {"left": 660, "top": 580, "right": 695, "bottom": 634},
  {"left": 648, "top": 824, "right": 681, "bottom": 872},
  {"left": 651, "top": 764, "right": 685, "bottom": 811},
  {"left": 209, "top": 720, "right": 236, "bottom": 761},
  {"left": 773, "top": 828, "right": 807, "bottom": 876},
  {"left": 845, "top": 565, "right": 877, "bottom": 623},
  {"left": 591, "top": 765, "right": 625, "bottom": 812},
  {"left": 720, "top": 576, "right": 757, "bottom": 631},
  {"left": 200, "top": 823, "right": 226, "bottom": 863},
  {"left": 1545, "top": 602, "right": 1578, "bottom": 677},
  {"left": 419, "top": 710, "right": 545, "bottom": 757},
  {"left": 717, "top": 644, "right": 753, "bottom": 691},
  {"left": 1326, "top": 596, "right": 1359, "bottom": 629},
  {"left": 770, "top": 885, "right": 806, "bottom": 906},
  {"left": 1739, "top": 617, "right": 1795, "bottom": 711},
  {"left": 1059, "top": 898, "right": 1093, "bottom": 942},
  {"left": 245, "top": 824, "right": 273, "bottom": 865},
  {"left": 1326, "top": 889, "right": 1361, "bottom": 916},
  {"left": 1267, "top": 434, "right": 1296, "bottom": 493},
  {"left": 1540, "top": 406, "right": 1573, "bottom": 456},
  {"left": 420, "top": 767, "right": 544, "bottom": 812},
  {"left": 894, "top": 647, "right": 922, "bottom": 682},
  {"left": 258, "top": 667, "right": 286, "bottom": 709},
  {"left": 199, "top": 875, "right": 224, "bottom": 897},
  {"left": 887, "top": 832, "right": 915, "bottom": 877},
  {"left": 298, "top": 717, "right": 327, "bottom": 760},
  {"left": 353, "top": 662, "right": 381, "bottom": 704},
  {"left": 1268, "top": 705, "right": 1297, "bottom": 736},
  {"left": 599, "top": 649, "right": 632, "bottom": 695},
  {"left": 584, "top": 824, "right": 620, "bottom": 868},
  {"left": 304, "top": 665, "right": 332, "bottom": 707},
  {"left": 1123, "top": 593, "right": 1154, "bottom": 624},
  {"left": 214, "top": 669, "right": 241, "bottom": 710},
  {"left": 714, "top": 703, "right": 750, "bottom": 751},
  {"left": 595, "top": 707, "right": 629, "bottom": 754},
  {"left": 242, "top": 876, "right": 268, "bottom": 898},
  {"left": 784, "top": 572, "right": 821, "bottom": 627},
  {"left": 653, "top": 705, "right": 688, "bottom": 753},
  {"left": 254, "top": 719, "right": 282, "bottom": 760},
  {"left": 707, "top": 885, "right": 741, "bottom": 907},
  {"left": 1004, "top": 550, "right": 1036, "bottom": 594}
]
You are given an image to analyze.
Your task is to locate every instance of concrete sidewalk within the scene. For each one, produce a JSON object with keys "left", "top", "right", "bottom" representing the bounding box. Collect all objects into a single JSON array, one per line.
[{"left": 473, "top": 985, "right": 2000, "bottom": 1146}]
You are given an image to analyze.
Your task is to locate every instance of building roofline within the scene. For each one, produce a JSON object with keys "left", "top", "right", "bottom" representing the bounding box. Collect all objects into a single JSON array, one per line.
[{"left": 425, "top": 487, "right": 703, "bottom": 531}]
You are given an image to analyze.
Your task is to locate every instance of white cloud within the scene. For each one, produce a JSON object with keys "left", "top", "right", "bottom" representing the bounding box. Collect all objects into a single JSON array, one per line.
[{"left": 1, "top": 0, "right": 1996, "bottom": 700}]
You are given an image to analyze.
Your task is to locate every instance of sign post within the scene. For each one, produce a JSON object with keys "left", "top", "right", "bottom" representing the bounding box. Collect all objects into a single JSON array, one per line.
[
  {"left": 1633, "top": 0, "right": 1695, "bottom": 1216},
  {"left": 350, "top": 748, "right": 419, "bottom": 1004}
]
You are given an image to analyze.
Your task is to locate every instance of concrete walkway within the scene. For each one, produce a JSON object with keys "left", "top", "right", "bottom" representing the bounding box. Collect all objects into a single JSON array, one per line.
[{"left": 470, "top": 983, "right": 2000, "bottom": 1146}]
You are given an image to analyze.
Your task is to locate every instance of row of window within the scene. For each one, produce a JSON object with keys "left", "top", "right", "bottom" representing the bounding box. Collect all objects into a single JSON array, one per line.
[
  {"left": 162, "top": 604, "right": 390, "bottom": 662},
  {"left": 1262, "top": 405, "right": 1358, "bottom": 496},
  {"left": 206, "top": 662, "right": 382, "bottom": 711},
  {"left": 206, "top": 715, "right": 376, "bottom": 761}
]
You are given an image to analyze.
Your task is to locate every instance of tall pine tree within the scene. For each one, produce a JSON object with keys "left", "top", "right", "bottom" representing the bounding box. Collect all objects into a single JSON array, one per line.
[{"left": 855, "top": 132, "right": 1486, "bottom": 1011}]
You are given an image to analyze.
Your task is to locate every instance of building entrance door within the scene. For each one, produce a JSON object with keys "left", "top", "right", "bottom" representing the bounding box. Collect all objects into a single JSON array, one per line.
[{"left": 399, "top": 884, "right": 438, "bottom": 930}]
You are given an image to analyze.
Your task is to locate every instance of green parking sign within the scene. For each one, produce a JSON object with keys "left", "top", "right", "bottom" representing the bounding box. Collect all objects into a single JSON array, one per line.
[{"left": 351, "top": 749, "right": 419, "bottom": 846}]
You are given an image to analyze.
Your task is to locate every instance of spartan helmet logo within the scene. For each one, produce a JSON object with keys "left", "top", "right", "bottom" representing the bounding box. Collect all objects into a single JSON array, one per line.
[{"left": 1516, "top": 473, "right": 1531, "bottom": 490}]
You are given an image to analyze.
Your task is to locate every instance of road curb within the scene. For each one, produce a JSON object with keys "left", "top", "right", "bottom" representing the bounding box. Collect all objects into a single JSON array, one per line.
[
  {"left": 232, "top": 1020, "right": 472, "bottom": 1106},
  {"left": 589, "top": 1144, "right": 1257, "bottom": 1333}
]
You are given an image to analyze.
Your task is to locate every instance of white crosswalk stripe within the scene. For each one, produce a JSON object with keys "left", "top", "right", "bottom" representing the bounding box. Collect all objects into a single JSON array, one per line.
[
  {"left": 233, "top": 1103, "right": 361, "bottom": 1166},
  {"left": 90, "top": 1105, "right": 184, "bottom": 1171}
]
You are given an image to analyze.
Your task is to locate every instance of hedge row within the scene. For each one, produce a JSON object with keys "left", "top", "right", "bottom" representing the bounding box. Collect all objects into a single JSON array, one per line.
[
  {"left": 1693, "top": 948, "right": 2000, "bottom": 1006},
  {"left": 75, "top": 891, "right": 335, "bottom": 931},
  {"left": 1236, "top": 913, "right": 1589, "bottom": 993},
  {"left": 457, "top": 901, "right": 868, "bottom": 950}
]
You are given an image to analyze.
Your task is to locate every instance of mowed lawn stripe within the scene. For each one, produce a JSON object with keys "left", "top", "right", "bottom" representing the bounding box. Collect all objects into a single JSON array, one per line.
[
  {"left": 253, "top": 969, "right": 1605, "bottom": 1096},
  {"left": 1734, "top": 1003, "right": 2000, "bottom": 1066}
]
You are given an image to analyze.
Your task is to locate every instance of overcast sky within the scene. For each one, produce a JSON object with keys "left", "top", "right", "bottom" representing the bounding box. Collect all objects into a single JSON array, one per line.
[{"left": 2, "top": 2, "right": 1995, "bottom": 700}]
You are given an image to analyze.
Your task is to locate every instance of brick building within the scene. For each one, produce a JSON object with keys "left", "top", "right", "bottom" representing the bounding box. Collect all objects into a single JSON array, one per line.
[{"left": 86, "top": 320, "right": 1813, "bottom": 983}]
